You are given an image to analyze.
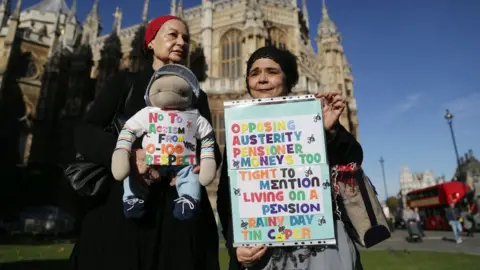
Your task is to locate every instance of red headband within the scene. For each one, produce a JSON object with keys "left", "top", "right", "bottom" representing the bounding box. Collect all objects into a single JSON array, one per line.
[{"left": 144, "top": 15, "right": 182, "bottom": 50}]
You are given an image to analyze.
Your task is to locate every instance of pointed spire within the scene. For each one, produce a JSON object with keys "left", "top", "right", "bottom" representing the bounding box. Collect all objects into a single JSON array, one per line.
[
  {"left": 81, "top": 0, "right": 101, "bottom": 45},
  {"left": 86, "top": 0, "right": 100, "bottom": 21},
  {"left": 170, "top": 0, "right": 176, "bottom": 16},
  {"left": 53, "top": 11, "right": 62, "bottom": 38},
  {"left": 49, "top": 11, "right": 63, "bottom": 57},
  {"left": 0, "top": 0, "right": 12, "bottom": 27},
  {"left": 302, "top": 0, "right": 309, "bottom": 29},
  {"left": 12, "top": 0, "right": 21, "bottom": 19},
  {"left": 112, "top": 6, "right": 122, "bottom": 34},
  {"left": 92, "top": 0, "right": 99, "bottom": 14},
  {"left": 67, "top": 0, "right": 77, "bottom": 23},
  {"left": 322, "top": 0, "right": 329, "bottom": 19},
  {"left": 70, "top": 0, "right": 77, "bottom": 15},
  {"left": 142, "top": 0, "right": 149, "bottom": 24},
  {"left": 0, "top": 0, "right": 11, "bottom": 12},
  {"left": 317, "top": 0, "right": 337, "bottom": 37},
  {"left": 177, "top": 0, "right": 184, "bottom": 18},
  {"left": 84, "top": 0, "right": 100, "bottom": 23},
  {"left": 64, "top": 0, "right": 77, "bottom": 47}
]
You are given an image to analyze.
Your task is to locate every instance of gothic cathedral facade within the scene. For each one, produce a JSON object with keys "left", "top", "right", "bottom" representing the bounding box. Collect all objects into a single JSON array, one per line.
[{"left": 0, "top": 0, "right": 358, "bottom": 213}]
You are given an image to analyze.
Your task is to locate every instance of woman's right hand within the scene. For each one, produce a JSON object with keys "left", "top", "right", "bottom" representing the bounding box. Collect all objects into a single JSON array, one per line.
[
  {"left": 131, "top": 149, "right": 161, "bottom": 183},
  {"left": 236, "top": 246, "right": 267, "bottom": 266}
]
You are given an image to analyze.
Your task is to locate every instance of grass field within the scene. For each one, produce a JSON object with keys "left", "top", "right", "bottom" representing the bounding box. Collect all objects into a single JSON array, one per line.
[{"left": 1, "top": 244, "right": 480, "bottom": 270}]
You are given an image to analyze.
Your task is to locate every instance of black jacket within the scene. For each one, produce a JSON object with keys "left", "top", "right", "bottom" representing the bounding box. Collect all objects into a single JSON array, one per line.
[{"left": 69, "top": 68, "right": 222, "bottom": 270}]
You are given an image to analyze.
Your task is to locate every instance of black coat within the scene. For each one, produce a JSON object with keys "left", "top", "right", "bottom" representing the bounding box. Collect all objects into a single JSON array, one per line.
[
  {"left": 69, "top": 67, "right": 222, "bottom": 270},
  {"left": 216, "top": 123, "right": 364, "bottom": 270}
]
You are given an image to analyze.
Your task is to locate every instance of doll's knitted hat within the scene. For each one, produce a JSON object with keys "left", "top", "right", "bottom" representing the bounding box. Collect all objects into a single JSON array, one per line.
[{"left": 144, "top": 64, "right": 200, "bottom": 106}]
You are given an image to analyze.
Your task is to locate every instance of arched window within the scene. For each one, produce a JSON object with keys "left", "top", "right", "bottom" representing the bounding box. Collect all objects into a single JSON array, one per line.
[
  {"left": 267, "top": 28, "right": 287, "bottom": 50},
  {"left": 220, "top": 29, "right": 243, "bottom": 78}
]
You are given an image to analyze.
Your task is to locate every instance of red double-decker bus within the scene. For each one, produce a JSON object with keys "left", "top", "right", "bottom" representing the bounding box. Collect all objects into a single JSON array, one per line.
[{"left": 406, "top": 182, "right": 470, "bottom": 230}]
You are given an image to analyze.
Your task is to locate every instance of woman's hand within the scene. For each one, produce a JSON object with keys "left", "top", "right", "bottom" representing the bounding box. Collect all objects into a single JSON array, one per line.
[
  {"left": 236, "top": 246, "right": 267, "bottom": 266},
  {"left": 131, "top": 149, "right": 161, "bottom": 184},
  {"left": 315, "top": 90, "right": 346, "bottom": 132}
]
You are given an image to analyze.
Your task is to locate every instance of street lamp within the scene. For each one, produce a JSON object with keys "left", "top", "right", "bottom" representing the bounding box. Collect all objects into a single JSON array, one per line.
[
  {"left": 444, "top": 109, "right": 469, "bottom": 204},
  {"left": 444, "top": 109, "right": 461, "bottom": 169},
  {"left": 379, "top": 156, "right": 388, "bottom": 202}
]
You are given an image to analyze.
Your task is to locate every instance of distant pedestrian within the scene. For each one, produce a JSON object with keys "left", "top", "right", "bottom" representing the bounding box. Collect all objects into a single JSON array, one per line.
[
  {"left": 413, "top": 208, "right": 425, "bottom": 236},
  {"left": 464, "top": 203, "right": 476, "bottom": 237},
  {"left": 445, "top": 203, "right": 463, "bottom": 244}
]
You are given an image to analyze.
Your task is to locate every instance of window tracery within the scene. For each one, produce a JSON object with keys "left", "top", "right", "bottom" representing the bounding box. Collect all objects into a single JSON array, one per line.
[
  {"left": 220, "top": 30, "right": 243, "bottom": 78},
  {"left": 267, "top": 27, "right": 287, "bottom": 50}
]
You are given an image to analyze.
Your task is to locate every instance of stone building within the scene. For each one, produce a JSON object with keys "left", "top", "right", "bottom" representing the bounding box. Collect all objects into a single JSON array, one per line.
[
  {"left": 399, "top": 167, "right": 439, "bottom": 208},
  {"left": 0, "top": 0, "right": 359, "bottom": 217},
  {"left": 454, "top": 149, "right": 480, "bottom": 196}
]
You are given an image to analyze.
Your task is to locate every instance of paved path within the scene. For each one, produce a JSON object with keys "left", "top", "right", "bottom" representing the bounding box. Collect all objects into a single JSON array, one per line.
[
  {"left": 219, "top": 229, "right": 480, "bottom": 255},
  {"left": 358, "top": 229, "right": 480, "bottom": 255}
]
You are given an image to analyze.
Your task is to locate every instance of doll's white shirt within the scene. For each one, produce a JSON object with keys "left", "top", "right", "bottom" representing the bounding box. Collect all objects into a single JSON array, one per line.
[{"left": 124, "top": 107, "right": 213, "bottom": 142}]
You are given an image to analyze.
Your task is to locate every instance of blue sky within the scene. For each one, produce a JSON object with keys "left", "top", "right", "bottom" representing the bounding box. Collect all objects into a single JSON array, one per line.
[{"left": 21, "top": 0, "right": 480, "bottom": 200}]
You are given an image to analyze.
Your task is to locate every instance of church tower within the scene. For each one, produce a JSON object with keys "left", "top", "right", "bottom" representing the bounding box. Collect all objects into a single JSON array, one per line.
[
  {"left": 63, "top": 0, "right": 94, "bottom": 120},
  {"left": 242, "top": 0, "right": 267, "bottom": 69},
  {"left": 170, "top": 0, "right": 176, "bottom": 16},
  {"left": 177, "top": 0, "right": 184, "bottom": 18},
  {"left": 316, "top": 0, "right": 359, "bottom": 138},
  {"left": 29, "top": 10, "right": 71, "bottom": 163},
  {"left": 0, "top": 0, "right": 22, "bottom": 167},
  {"left": 63, "top": 0, "right": 80, "bottom": 47},
  {"left": 81, "top": 0, "right": 101, "bottom": 46},
  {"left": 129, "top": 0, "right": 150, "bottom": 72},
  {"left": 201, "top": 0, "right": 213, "bottom": 77},
  {"left": 94, "top": 6, "right": 122, "bottom": 96},
  {"left": 0, "top": 0, "right": 20, "bottom": 93},
  {"left": 0, "top": 0, "right": 11, "bottom": 28}
]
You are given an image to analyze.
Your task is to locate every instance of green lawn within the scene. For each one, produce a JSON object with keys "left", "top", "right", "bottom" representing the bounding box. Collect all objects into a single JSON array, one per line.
[{"left": 0, "top": 244, "right": 479, "bottom": 270}]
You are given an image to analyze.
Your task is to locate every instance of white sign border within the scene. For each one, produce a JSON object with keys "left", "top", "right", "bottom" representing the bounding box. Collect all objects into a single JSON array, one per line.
[{"left": 224, "top": 94, "right": 317, "bottom": 108}]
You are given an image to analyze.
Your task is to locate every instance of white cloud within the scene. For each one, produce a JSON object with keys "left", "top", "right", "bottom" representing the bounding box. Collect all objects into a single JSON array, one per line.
[
  {"left": 443, "top": 92, "right": 480, "bottom": 120},
  {"left": 396, "top": 93, "right": 421, "bottom": 113},
  {"left": 372, "top": 93, "right": 422, "bottom": 123}
]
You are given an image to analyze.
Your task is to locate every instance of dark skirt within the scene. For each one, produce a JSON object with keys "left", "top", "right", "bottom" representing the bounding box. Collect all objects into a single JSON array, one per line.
[{"left": 68, "top": 178, "right": 220, "bottom": 270}]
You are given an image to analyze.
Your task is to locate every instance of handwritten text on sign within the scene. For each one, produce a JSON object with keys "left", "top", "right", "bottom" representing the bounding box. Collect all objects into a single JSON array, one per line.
[
  {"left": 232, "top": 166, "right": 328, "bottom": 242},
  {"left": 144, "top": 110, "right": 198, "bottom": 166},
  {"left": 227, "top": 114, "right": 325, "bottom": 170}
]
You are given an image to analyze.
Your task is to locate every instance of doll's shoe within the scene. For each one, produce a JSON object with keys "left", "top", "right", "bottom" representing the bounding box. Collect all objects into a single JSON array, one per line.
[
  {"left": 173, "top": 195, "right": 200, "bottom": 220},
  {"left": 123, "top": 195, "right": 145, "bottom": 219}
]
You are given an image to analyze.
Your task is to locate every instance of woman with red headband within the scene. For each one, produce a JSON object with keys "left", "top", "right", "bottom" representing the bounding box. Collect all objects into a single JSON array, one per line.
[{"left": 69, "top": 15, "right": 221, "bottom": 270}]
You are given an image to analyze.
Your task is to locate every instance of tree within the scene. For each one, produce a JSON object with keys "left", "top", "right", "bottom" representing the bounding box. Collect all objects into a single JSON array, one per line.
[{"left": 386, "top": 196, "right": 399, "bottom": 214}]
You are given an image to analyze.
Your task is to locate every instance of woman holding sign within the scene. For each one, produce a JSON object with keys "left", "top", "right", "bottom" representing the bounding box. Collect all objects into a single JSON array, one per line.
[
  {"left": 217, "top": 46, "right": 364, "bottom": 270},
  {"left": 69, "top": 16, "right": 221, "bottom": 270}
]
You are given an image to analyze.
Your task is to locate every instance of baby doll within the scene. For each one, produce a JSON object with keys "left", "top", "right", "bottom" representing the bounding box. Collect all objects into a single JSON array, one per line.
[{"left": 111, "top": 64, "right": 217, "bottom": 220}]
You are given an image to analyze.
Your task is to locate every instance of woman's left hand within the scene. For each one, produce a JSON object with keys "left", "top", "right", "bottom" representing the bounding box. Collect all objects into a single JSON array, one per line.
[
  {"left": 170, "top": 165, "right": 201, "bottom": 186},
  {"left": 315, "top": 90, "right": 346, "bottom": 131}
]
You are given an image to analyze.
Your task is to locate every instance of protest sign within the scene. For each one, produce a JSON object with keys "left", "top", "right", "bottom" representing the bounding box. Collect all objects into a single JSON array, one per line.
[
  {"left": 224, "top": 95, "right": 336, "bottom": 247},
  {"left": 143, "top": 109, "right": 198, "bottom": 166}
]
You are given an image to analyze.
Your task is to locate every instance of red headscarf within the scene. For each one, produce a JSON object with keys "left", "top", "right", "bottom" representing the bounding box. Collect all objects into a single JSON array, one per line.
[{"left": 144, "top": 15, "right": 182, "bottom": 50}]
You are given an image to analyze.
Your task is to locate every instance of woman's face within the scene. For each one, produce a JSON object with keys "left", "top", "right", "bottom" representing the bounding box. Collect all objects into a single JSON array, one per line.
[
  {"left": 149, "top": 19, "right": 189, "bottom": 64},
  {"left": 247, "top": 58, "right": 287, "bottom": 98}
]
